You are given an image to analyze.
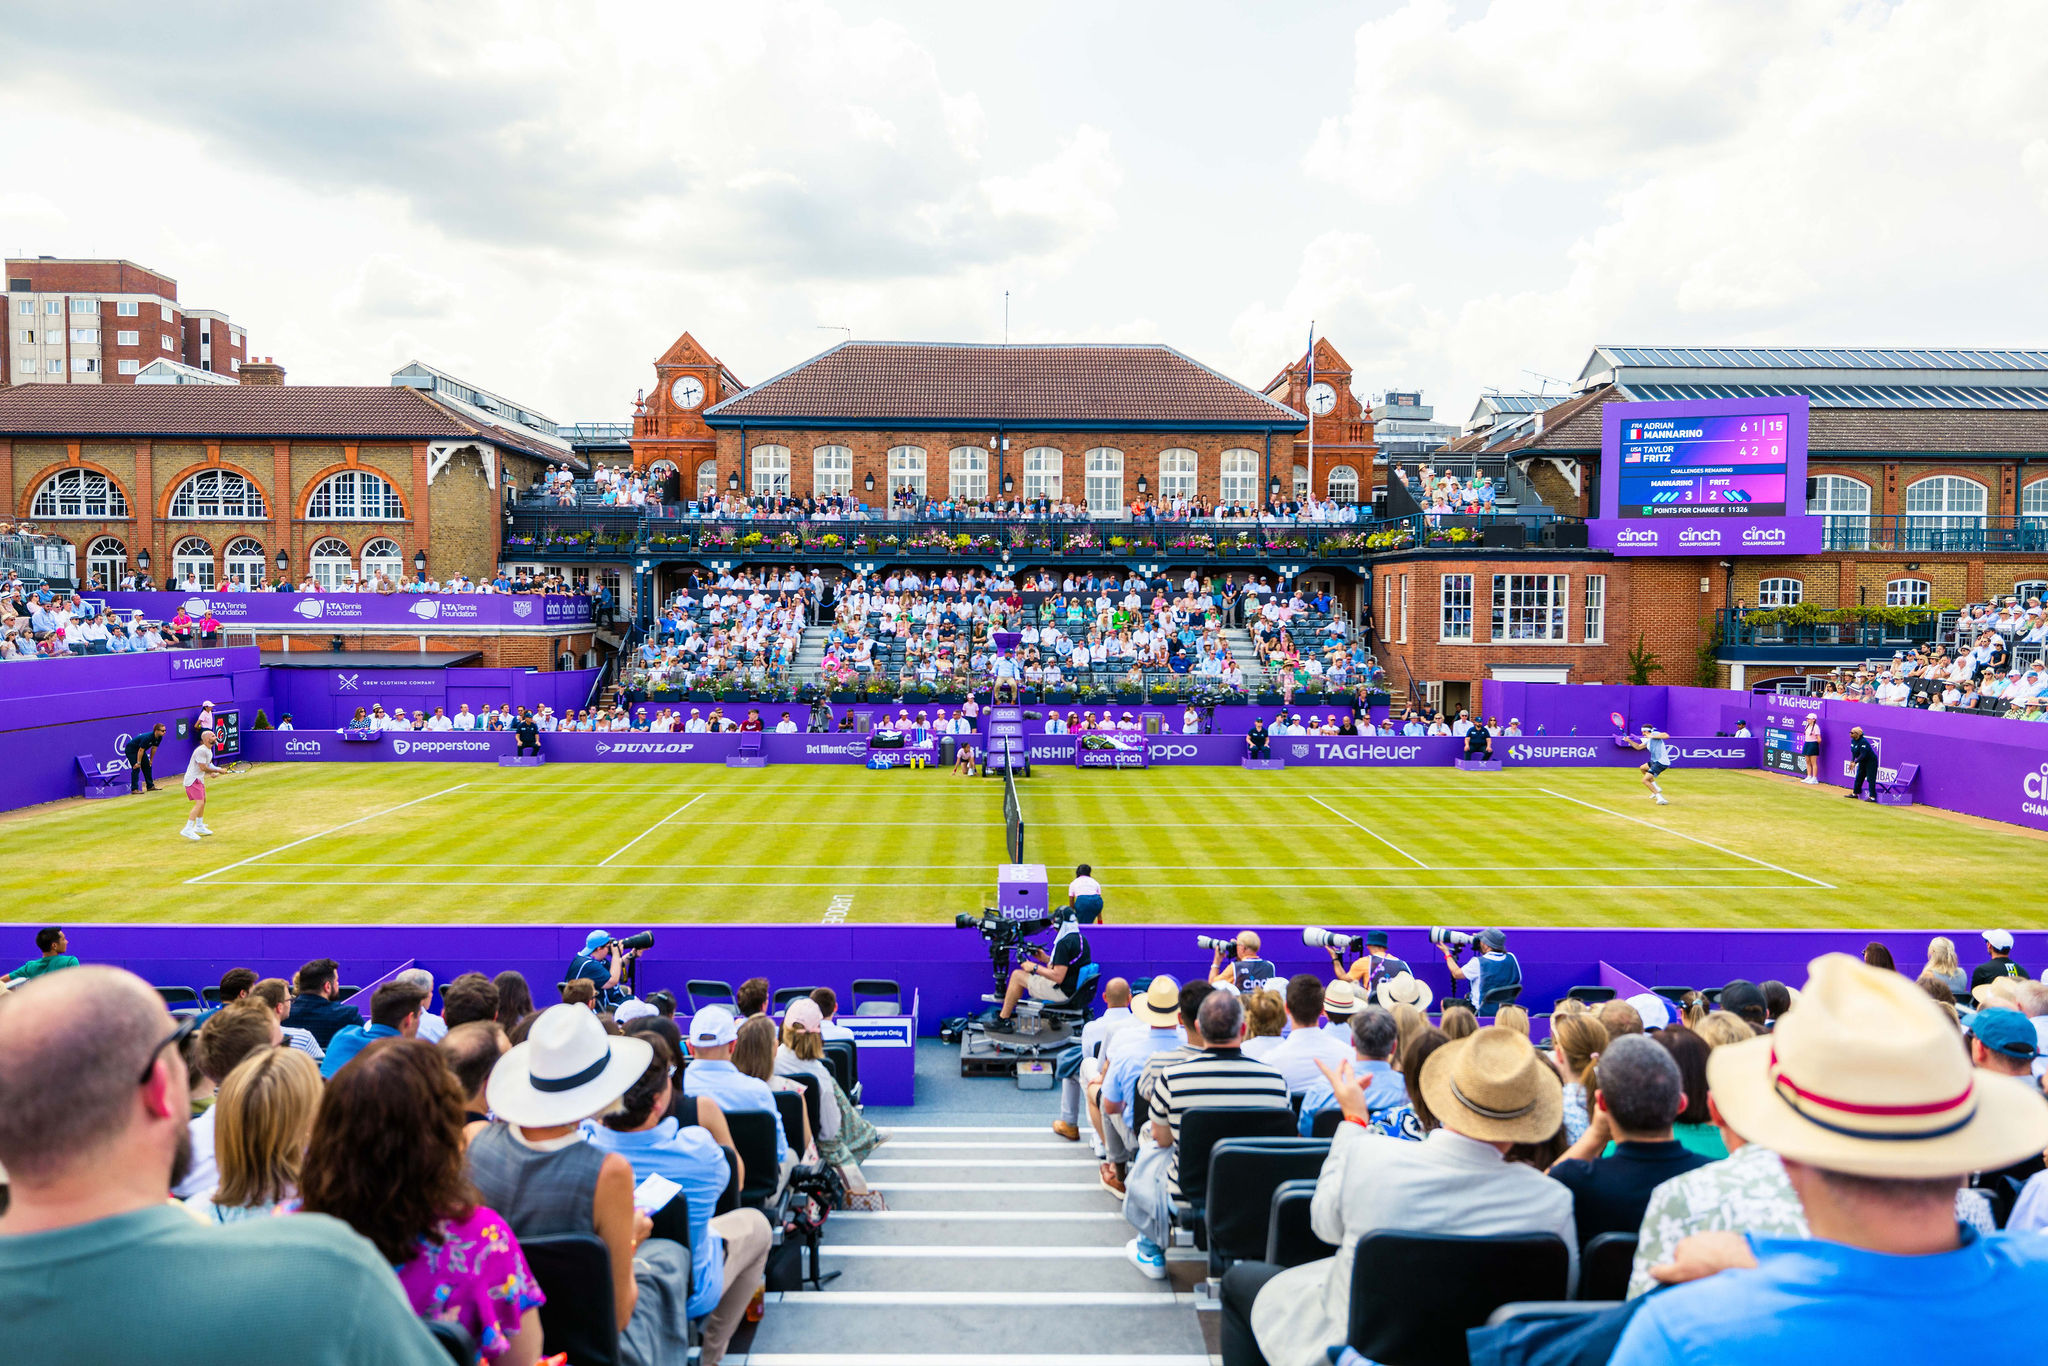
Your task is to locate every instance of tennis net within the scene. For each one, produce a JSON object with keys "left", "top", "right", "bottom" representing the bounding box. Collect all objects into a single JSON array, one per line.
[{"left": 1002, "top": 757, "right": 1025, "bottom": 864}]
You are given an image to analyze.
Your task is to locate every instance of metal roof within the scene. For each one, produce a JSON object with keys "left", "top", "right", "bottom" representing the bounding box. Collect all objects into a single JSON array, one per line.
[
  {"left": 1595, "top": 346, "right": 2048, "bottom": 371},
  {"left": 1619, "top": 382, "right": 2048, "bottom": 411}
]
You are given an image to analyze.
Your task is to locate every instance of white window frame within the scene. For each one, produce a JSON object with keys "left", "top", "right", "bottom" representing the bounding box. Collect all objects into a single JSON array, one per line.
[
  {"left": 45, "top": 359, "right": 62, "bottom": 374},
  {"left": 1219, "top": 449, "right": 1259, "bottom": 507},
  {"left": 70, "top": 328, "right": 98, "bottom": 344},
  {"left": 886, "top": 445, "right": 928, "bottom": 497},
  {"left": 169, "top": 469, "right": 267, "bottom": 520},
  {"left": 1021, "top": 447, "right": 1062, "bottom": 502},
  {"left": 44, "top": 300, "right": 61, "bottom": 315},
  {"left": 1810, "top": 473, "right": 1872, "bottom": 549},
  {"left": 117, "top": 359, "right": 139, "bottom": 375},
  {"left": 31, "top": 468, "right": 128, "bottom": 519},
  {"left": 1903, "top": 474, "right": 1987, "bottom": 531},
  {"left": 309, "top": 537, "right": 354, "bottom": 591},
  {"left": 1491, "top": 573, "right": 1569, "bottom": 642},
  {"left": 71, "top": 357, "right": 98, "bottom": 374},
  {"left": 695, "top": 460, "right": 720, "bottom": 502},
  {"left": 361, "top": 537, "right": 404, "bottom": 584},
  {"left": 949, "top": 446, "right": 988, "bottom": 501},
  {"left": 161, "top": 335, "right": 173, "bottom": 350},
  {"left": 1756, "top": 577, "right": 1804, "bottom": 608},
  {"left": 2021, "top": 478, "right": 2048, "bottom": 522},
  {"left": 70, "top": 297, "right": 96, "bottom": 314},
  {"left": 1886, "top": 577, "right": 1931, "bottom": 607},
  {"left": 15, "top": 357, "right": 31, "bottom": 374},
  {"left": 1292, "top": 464, "right": 1310, "bottom": 501},
  {"left": 1400, "top": 574, "right": 1410, "bottom": 643},
  {"left": 1328, "top": 465, "right": 1359, "bottom": 504},
  {"left": 1440, "top": 573, "right": 1474, "bottom": 642},
  {"left": 1157, "top": 448, "right": 1197, "bottom": 501},
  {"left": 812, "top": 445, "right": 852, "bottom": 497},
  {"left": 172, "top": 537, "right": 216, "bottom": 590},
  {"left": 1584, "top": 573, "right": 1607, "bottom": 643},
  {"left": 85, "top": 536, "right": 127, "bottom": 586},
  {"left": 750, "top": 444, "right": 791, "bottom": 496},
  {"left": 1084, "top": 447, "right": 1124, "bottom": 516},
  {"left": 307, "top": 470, "right": 403, "bottom": 521},
  {"left": 223, "top": 537, "right": 268, "bottom": 589},
  {"left": 116, "top": 300, "right": 139, "bottom": 317},
  {"left": 116, "top": 329, "right": 138, "bottom": 346}
]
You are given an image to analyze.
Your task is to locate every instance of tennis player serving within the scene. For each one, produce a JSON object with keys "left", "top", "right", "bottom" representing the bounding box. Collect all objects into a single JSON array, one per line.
[
  {"left": 1619, "top": 722, "right": 1674, "bottom": 806},
  {"left": 181, "top": 727, "right": 227, "bottom": 841}
]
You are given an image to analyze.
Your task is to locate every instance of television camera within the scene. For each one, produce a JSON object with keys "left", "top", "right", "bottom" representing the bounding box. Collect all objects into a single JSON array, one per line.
[{"left": 957, "top": 908, "right": 1058, "bottom": 994}]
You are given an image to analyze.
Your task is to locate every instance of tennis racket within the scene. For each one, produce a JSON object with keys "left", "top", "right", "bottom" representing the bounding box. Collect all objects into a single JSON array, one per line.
[
  {"left": 222, "top": 759, "right": 253, "bottom": 775},
  {"left": 1610, "top": 710, "right": 1627, "bottom": 733}
]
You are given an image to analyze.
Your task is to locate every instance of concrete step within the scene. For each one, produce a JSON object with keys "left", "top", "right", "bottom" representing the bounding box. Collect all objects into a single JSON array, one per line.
[
  {"left": 812, "top": 1249, "right": 1182, "bottom": 1294},
  {"left": 825, "top": 1212, "right": 1132, "bottom": 1246},
  {"left": 857, "top": 1184, "right": 1119, "bottom": 1213},
  {"left": 744, "top": 1299, "right": 1206, "bottom": 1358}
]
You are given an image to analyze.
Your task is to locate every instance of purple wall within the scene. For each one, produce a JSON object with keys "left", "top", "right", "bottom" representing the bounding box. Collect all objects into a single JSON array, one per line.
[
  {"left": 264, "top": 666, "right": 600, "bottom": 728},
  {"left": 52, "top": 923, "right": 2048, "bottom": 1033},
  {"left": 91, "top": 591, "right": 592, "bottom": 628}
]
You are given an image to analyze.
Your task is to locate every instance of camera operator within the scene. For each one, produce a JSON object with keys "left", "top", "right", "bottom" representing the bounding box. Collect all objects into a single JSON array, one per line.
[
  {"left": 1207, "top": 932, "right": 1269, "bottom": 990},
  {"left": 1437, "top": 928, "right": 1521, "bottom": 1008},
  {"left": 988, "top": 909, "right": 1091, "bottom": 1032},
  {"left": 566, "top": 928, "right": 642, "bottom": 1012},
  {"left": 1328, "top": 930, "right": 1411, "bottom": 994}
]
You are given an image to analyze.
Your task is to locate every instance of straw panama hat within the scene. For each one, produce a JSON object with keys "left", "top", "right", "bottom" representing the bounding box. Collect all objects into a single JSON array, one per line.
[
  {"left": 1324, "top": 980, "right": 1362, "bottom": 1017},
  {"left": 1377, "top": 973, "right": 1434, "bottom": 1013},
  {"left": 1418, "top": 1026, "right": 1563, "bottom": 1144},
  {"left": 1132, "top": 976, "right": 1181, "bottom": 1027},
  {"left": 486, "top": 1003, "right": 652, "bottom": 1128},
  {"left": 1709, "top": 954, "right": 2048, "bottom": 1179}
]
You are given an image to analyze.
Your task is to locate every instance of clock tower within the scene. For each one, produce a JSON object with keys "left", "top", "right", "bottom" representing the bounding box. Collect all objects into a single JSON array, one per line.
[
  {"left": 631, "top": 331, "right": 746, "bottom": 499},
  {"left": 1261, "top": 337, "right": 1377, "bottom": 503}
]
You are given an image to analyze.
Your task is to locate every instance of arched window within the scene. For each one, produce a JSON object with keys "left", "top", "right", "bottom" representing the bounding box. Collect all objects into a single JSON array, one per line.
[
  {"left": 750, "top": 444, "right": 791, "bottom": 496},
  {"left": 1757, "top": 577, "right": 1804, "bottom": 608},
  {"left": 1808, "top": 474, "right": 1871, "bottom": 549},
  {"left": 1157, "top": 448, "right": 1197, "bottom": 501},
  {"left": 1219, "top": 449, "right": 1259, "bottom": 507},
  {"left": 223, "top": 537, "right": 268, "bottom": 590},
  {"left": 1292, "top": 464, "right": 1310, "bottom": 501},
  {"left": 85, "top": 535, "right": 127, "bottom": 587},
  {"left": 31, "top": 469, "right": 128, "bottom": 519},
  {"left": 169, "top": 470, "right": 266, "bottom": 520},
  {"left": 307, "top": 470, "right": 403, "bottom": 520},
  {"left": 1021, "top": 447, "right": 1062, "bottom": 502},
  {"left": 1084, "top": 448, "right": 1124, "bottom": 515},
  {"left": 1903, "top": 475, "right": 1986, "bottom": 531},
  {"left": 1886, "top": 578, "right": 1931, "bottom": 607},
  {"left": 948, "top": 446, "right": 988, "bottom": 500},
  {"left": 361, "top": 537, "right": 403, "bottom": 584},
  {"left": 695, "top": 460, "right": 720, "bottom": 502},
  {"left": 2021, "top": 478, "right": 2048, "bottom": 523},
  {"left": 309, "top": 537, "right": 354, "bottom": 591},
  {"left": 813, "top": 445, "right": 852, "bottom": 497},
  {"left": 171, "top": 536, "right": 214, "bottom": 590},
  {"left": 2012, "top": 579, "right": 2047, "bottom": 602},
  {"left": 1327, "top": 465, "right": 1359, "bottom": 503},
  {"left": 886, "top": 446, "right": 927, "bottom": 496}
]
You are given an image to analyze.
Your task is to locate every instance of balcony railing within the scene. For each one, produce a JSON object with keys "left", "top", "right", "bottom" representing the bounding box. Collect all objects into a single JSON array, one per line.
[
  {"left": 1717, "top": 607, "right": 1944, "bottom": 652},
  {"left": 1821, "top": 515, "right": 2048, "bottom": 553}
]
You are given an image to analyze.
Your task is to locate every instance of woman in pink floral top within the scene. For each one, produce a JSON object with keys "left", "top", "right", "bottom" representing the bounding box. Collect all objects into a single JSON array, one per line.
[{"left": 299, "top": 1038, "right": 546, "bottom": 1363}]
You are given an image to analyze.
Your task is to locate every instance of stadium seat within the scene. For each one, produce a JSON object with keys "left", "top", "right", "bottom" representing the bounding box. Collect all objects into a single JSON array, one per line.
[
  {"left": 851, "top": 978, "right": 901, "bottom": 1014},
  {"left": 1579, "top": 1232, "right": 1637, "bottom": 1301},
  {"left": 1308, "top": 1107, "right": 1344, "bottom": 1140},
  {"left": 201, "top": 986, "right": 223, "bottom": 1006},
  {"left": 725, "top": 1111, "right": 784, "bottom": 1208},
  {"left": 1204, "top": 1138, "right": 1330, "bottom": 1277},
  {"left": 773, "top": 1089, "right": 807, "bottom": 1153},
  {"left": 772, "top": 986, "right": 821, "bottom": 1008},
  {"left": 1266, "top": 1178, "right": 1335, "bottom": 1267},
  {"left": 788, "top": 1070, "right": 824, "bottom": 1143},
  {"left": 822, "top": 1038, "right": 860, "bottom": 1099},
  {"left": 685, "top": 979, "right": 735, "bottom": 1012},
  {"left": 425, "top": 1318, "right": 480, "bottom": 1365},
  {"left": 522, "top": 1233, "right": 621, "bottom": 1366},
  {"left": 334, "top": 985, "right": 362, "bottom": 1003},
  {"left": 155, "top": 985, "right": 200, "bottom": 1008},
  {"left": 1171, "top": 1108, "right": 1299, "bottom": 1242},
  {"left": 1478, "top": 984, "right": 1523, "bottom": 1012},
  {"left": 715, "top": 1146, "right": 739, "bottom": 1217},
  {"left": 1650, "top": 986, "right": 1694, "bottom": 1004},
  {"left": 1565, "top": 986, "right": 1615, "bottom": 1005},
  {"left": 1346, "top": 1231, "right": 1573, "bottom": 1365}
]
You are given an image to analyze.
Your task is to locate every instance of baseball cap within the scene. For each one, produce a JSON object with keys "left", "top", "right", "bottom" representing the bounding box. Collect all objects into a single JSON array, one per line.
[
  {"left": 1971, "top": 1008, "right": 2038, "bottom": 1060},
  {"left": 689, "top": 1005, "right": 740, "bottom": 1047},
  {"left": 583, "top": 929, "right": 612, "bottom": 952},
  {"left": 1984, "top": 930, "right": 2015, "bottom": 951},
  {"left": 1627, "top": 992, "right": 1673, "bottom": 1031},
  {"left": 784, "top": 998, "right": 825, "bottom": 1034},
  {"left": 615, "top": 999, "right": 658, "bottom": 1025}
]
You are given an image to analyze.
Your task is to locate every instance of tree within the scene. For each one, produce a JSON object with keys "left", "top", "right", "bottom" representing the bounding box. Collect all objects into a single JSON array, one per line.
[{"left": 1626, "top": 634, "right": 1662, "bottom": 686}]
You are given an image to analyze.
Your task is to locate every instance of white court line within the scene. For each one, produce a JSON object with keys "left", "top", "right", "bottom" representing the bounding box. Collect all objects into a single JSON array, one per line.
[
  {"left": 1538, "top": 787, "right": 1836, "bottom": 889},
  {"left": 1307, "top": 795, "right": 1434, "bottom": 868},
  {"left": 192, "top": 878, "right": 1825, "bottom": 891},
  {"left": 597, "top": 793, "right": 704, "bottom": 867},
  {"left": 184, "top": 783, "right": 472, "bottom": 884},
  {"left": 229, "top": 861, "right": 1771, "bottom": 873}
]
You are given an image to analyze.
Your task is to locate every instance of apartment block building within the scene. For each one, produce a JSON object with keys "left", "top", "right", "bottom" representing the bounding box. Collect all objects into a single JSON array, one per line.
[{"left": 2, "top": 257, "right": 248, "bottom": 387}]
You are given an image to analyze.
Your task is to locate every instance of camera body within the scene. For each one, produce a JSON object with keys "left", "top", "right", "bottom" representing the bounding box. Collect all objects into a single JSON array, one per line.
[
  {"left": 1304, "top": 928, "right": 1364, "bottom": 953},
  {"left": 1429, "top": 926, "right": 1478, "bottom": 953},
  {"left": 1196, "top": 933, "right": 1240, "bottom": 954},
  {"left": 957, "top": 909, "right": 1054, "bottom": 945}
]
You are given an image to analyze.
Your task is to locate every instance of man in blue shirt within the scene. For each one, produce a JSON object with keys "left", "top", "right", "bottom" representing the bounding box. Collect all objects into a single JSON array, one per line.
[
  {"left": 1296, "top": 1006, "right": 1405, "bottom": 1135},
  {"left": 681, "top": 1005, "right": 788, "bottom": 1164},
  {"left": 1623, "top": 724, "right": 1675, "bottom": 806},
  {"left": 1612, "top": 954, "right": 2048, "bottom": 1364},
  {"left": 320, "top": 980, "right": 425, "bottom": 1078}
]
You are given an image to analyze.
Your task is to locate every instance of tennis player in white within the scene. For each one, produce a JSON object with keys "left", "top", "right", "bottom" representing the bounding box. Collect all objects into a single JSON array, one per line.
[
  {"left": 181, "top": 728, "right": 226, "bottom": 840},
  {"left": 1622, "top": 724, "right": 1674, "bottom": 805}
]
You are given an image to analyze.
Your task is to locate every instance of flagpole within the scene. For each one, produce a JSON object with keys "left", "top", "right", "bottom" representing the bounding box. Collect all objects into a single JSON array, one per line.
[{"left": 1305, "top": 321, "right": 1315, "bottom": 511}]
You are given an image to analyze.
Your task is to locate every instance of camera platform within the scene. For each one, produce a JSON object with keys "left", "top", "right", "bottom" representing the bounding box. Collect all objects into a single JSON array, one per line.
[
  {"left": 496, "top": 756, "right": 544, "bottom": 767},
  {"left": 959, "top": 1014, "right": 1078, "bottom": 1076},
  {"left": 1454, "top": 758, "right": 1502, "bottom": 771}
]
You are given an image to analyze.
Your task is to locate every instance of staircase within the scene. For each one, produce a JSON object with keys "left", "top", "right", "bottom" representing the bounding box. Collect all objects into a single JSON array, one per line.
[
  {"left": 738, "top": 1121, "right": 1208, "bottom": 1365},
  {"left": 793, "top": 625, "right": 833, "bottom": 675},
  {"left": 1221, "top": 626, "right": 1270, "bottom": 689}
]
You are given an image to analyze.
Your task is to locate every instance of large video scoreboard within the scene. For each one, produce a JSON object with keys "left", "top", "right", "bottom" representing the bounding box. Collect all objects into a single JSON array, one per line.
[{"left": 1593, "top": 394, "right": 1821, "bottom": 556}]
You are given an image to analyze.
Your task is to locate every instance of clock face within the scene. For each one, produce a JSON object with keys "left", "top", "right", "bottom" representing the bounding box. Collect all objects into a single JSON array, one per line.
[
  {"left": 1306, "top": 382, "right": 1338, "bottom": 416},
  {"left": 670, "top": 376, "right": 706, "bottom": 409}
]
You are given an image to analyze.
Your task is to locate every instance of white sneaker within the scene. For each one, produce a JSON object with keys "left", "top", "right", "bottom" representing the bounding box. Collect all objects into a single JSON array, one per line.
[
  {"left": 181, "top": 827, "right": 201, "bottom": 841},
  {"left": 196, "top": 823, "right": 215, "bottom": 835},
  {"left": 1654, "top": 796, "right": 1668, "bottom": 805},
  {"left": 1125, "top": 1236, "right": 1168, "bottom": 1281}
]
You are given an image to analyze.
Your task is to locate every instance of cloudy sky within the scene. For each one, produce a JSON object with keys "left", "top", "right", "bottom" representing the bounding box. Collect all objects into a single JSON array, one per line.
[{"left": 6, "top": 0, "right": 2045, "bottom": 425}]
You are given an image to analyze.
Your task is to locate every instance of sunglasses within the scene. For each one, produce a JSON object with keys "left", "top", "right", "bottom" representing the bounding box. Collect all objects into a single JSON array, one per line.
[{"left": 141, "top": 1014, "right": 200, "bottom": 1086}]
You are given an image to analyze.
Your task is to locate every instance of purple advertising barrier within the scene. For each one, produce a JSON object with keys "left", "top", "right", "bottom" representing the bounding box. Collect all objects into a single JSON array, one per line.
[
  {"left": 91, "top": 590, "right": 593, "bottom": 629},
  {"left": 1592, "top": 395, "right": 1823, "bottom": 556},
  {"left": 242, "top": 729, "right": 887, "bottom": 766},
  {"left": 265, "top": 665, "right": 601, "bottom": 729}
]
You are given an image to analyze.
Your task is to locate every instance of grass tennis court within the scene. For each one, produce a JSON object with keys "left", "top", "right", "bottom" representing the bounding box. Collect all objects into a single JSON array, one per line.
[{"left": 6, "top": 761, "right": 2044, "bottom": 927}]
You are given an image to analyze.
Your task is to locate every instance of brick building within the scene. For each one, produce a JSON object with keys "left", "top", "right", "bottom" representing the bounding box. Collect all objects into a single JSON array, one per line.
[
  {"left": 1384, "top": 347, "right": 2048, "bottom": 707},
  {"left": 4, "top": 258, "right": 248, "bottom": 386},
  {"left": 0, "top": 379, "right": 594, "bottom": 666}
]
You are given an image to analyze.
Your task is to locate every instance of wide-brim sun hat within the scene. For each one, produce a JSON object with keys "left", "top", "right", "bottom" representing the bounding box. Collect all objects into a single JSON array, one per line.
[
  {"left": 1324, "top": 980, "right": 1362, "bottom": 1017},
  {"left": 1709, "top": 954, "right": 2048, "bottom": 1179},
  {"left": 1417, "top": 1026, "right": 1563, "bottom": 1144},
  {"left": 1132, "top": 975, "right": 1181, "bottom": 1026},
  {"left": 487, "top": 1003, "right": 652, "bottom": 1127},
  {"left": 1377, "top": 973, "right": 1433, "bottom": 1012}
]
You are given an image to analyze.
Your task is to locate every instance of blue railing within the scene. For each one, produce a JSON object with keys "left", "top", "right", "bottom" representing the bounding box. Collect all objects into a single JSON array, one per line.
[
  {"left": 1716, "top": 608, "right": 1943, "bottom": 651},
  {"left": 1823, "top": 516, "right": 2048, "bottom": 553}
]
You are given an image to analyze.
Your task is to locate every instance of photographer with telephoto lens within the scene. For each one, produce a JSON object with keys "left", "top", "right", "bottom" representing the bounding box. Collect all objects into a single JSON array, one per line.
[
  {"left": 566, "top": 928, "right": 654, "bottom": 1013},
  {"left": 1204, "top": 932, "right": 1270, "bottom": 990},
  {"left": 1433, "top": 926, "right": 1521, "bottom": 1009}
]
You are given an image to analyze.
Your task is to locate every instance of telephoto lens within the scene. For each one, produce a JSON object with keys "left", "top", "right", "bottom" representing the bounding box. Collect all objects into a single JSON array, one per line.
[
  {"left": 616, "top": 930, "right": 656, "bottom": 952},
  {"left": 1195, "top": 934, "right": 1237, "bottom": 952},
  {"left": 1303, "top": 928, "right": 1364, "bottom": 952}
]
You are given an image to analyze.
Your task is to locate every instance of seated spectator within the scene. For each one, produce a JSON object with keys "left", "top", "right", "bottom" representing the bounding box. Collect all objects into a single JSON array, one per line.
[
  {"left": 1240, "top": 987, "right": 1286, "bottom": 1062},
  {"left": 439, "top": 1020, "right": 508, "bottom": 1139},
  {"left": 1296, "top": 1006, "right": 1404, "bottom": 1135},
  {"left": 185, "top": 1045, "right": 322, "bottom": 1223},
  {"left": 561, "top": 978, "right": 598, "bottom": 1010},
  {"left": 492, "top": 972, "right": 534, "bottom": 1032},
  {"left": 1546, "top": 1033, "right": 1713, "bottom": 1245},
  {"left": 469, "top": 1004, "right": 694, "bottom": 1366},
  {"left": 1089, "top": 976, "right": 1194, "bottom": 1195},
  {"left": 586, "top": 1034, "right": 770, "bottom": 1364},
  {"left": 1439, "top": 1000, "right": 1478, "bottom": 1039},
  {"left": 302, "top": 1038, "right": 545, "bottom": 1363},
  {"left": 682, "top": 1005, "right": 790, "bottom": 1167},
  {"left": 1596, "top": 997, "right": 1645, "bottom": 1039},
  {"left": 1549, "top": 1012, "right": 1609, "bottom": 1144},
  {"left": 733, "top": 1015, "right": 815, "bottom": 1158},
  {"left": 285, "top": 957, "right": 363, "bottom": 1047},
  {"left": 1656, "top": 1026, "right": 1729, "bottom": 1158},
  {"left": 1266, "top": 975, "right": 1349, "bottom": 1093},
  {"left": 1055, "top": 977, "right": 1135, "bottom": 1144},
  {"left": 249, "top": 976, "right": 325, "bottom": 1061},
  {"left": 734, "top": 977, "right": 770, "bottom": 1018},
  {"left": 394, "top": 969, "right": 446, "bottom": 1043},
  {"left": 441, "top": 971, "right": 501, "bottom": 1029},
  {"left": 174, "top": 1000, "right": 284, "bottom": 1198},
  {"left": 1718, "top": 978, "right": 1769, "bottom": 1031},
  {"left": 1694, "top": 1011, "right": 1756, "bottom": 1048},
  {"left": 4, "top": 926, "right": 78, "bottom": 983},
  {"left": 0, "top": 967, "right": 449, "bottom": 1363},
  {"left": 214, "top": 966, "right": 258, "bottom": 1006},
  {"left": 1230, "top": 1026, "right": 1576, "bottom": 1366},
  {"left": 779, "top": 999, "right": 887, "bottom": 1174},
  {"left": 807, "top": 988, "right": 855, "bottom": 1042},
  {"left": 321, "top": 980, "right": 428, "bottom": 1079},
  {"left": 1611, "top": 956, "right": 2048, "bottom": 1361},
  {"left": 1371, "top": 1025, "right": 1451, "bottom": 1141}
]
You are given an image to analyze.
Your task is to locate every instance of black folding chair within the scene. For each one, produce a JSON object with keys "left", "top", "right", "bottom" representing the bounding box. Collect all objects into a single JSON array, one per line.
[
  {"left": 1579, "top": 1232, "right": 1637, "bottom": 1301},
  {"left": 725, "top": 1110, "right": 784, "bottom": 1208},
  {"left": 521, "top": 1233, "right": 621, "bottom": 1366},
  {"left": 334, "top": 984, "right": 362, "bottom": 1002},
  {"left": 1266, "top": 1178, "right": 1334, "bottom": 1268},
  {"left": 1565, "top": 986, "right": 1615, "bottom": 1005},
  {"left": 851, "top": 977, "right": 901, "bottom": 1014},
  {"left": 822, "top": 1038, "right": 859, "bottom": 1098},
  {"left": 685, "top": 979, "right": 735, "bottom": 1012},
  {"left": 201, "top": 986, "right": 223, "bottom": 1006},
  {"left": 1170, "top": 1107, "right": 1298, "bottom": 1243},
  {"left": 772, "top": 986, "right": 821, "bottom": 1009},
  {"left": 1205, "top": 1138, "right": 1330, "bottom": 1276},
  {"left": 155, "top": 985, "right": 201, "bottom": 1008},
  {"left": 1309, "top": 1107, "right": 1344, "bottom": 1139},
  {"left": 1346, "top": 1231, "right": 1572, "bottom": 1365}
]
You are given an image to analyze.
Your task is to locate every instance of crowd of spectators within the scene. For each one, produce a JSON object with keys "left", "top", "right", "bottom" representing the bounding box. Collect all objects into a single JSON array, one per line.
[
  {"left": 1392, "top": 462, "right": 1500, "bottom": 517},
  {"left": 1803, "top": 623, "right": 2048, "bottom": 723},
  {"left": 630, "top": 571, "right": 815, "bottom": 694},
  {"left": 1, "top": 585, "right": 174, "bottom": 659}
]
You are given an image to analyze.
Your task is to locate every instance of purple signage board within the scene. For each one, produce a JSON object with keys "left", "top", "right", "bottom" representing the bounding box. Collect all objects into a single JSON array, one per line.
[
  {"left": 89, "top": 591, "right": 593, "bottom": 629},
  {"left": 1593, "top": 395, "right": 1821, "bottom": 556},
  {"left": 242, "top": 729, "right": 878, "bottom": 766}
]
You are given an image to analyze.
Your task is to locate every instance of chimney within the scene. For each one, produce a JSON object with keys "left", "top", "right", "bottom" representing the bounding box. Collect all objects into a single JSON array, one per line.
[{"left": 239, "top": 356, "right": 285, "bottom": 386}]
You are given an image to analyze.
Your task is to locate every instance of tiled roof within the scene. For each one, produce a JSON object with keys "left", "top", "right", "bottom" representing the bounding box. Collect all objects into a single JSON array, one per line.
[{"left": 704, "top": 342, "right": 1304, "bottom": 427}]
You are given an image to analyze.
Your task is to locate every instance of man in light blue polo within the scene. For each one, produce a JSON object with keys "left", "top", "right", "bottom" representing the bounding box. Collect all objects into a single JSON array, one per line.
[{"left": 681, "top": 1005, "right": 788, "bottom": 1164}]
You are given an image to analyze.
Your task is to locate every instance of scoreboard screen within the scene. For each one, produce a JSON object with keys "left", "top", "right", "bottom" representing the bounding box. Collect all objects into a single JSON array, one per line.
[{"left": 1593, "top": 395, "right": 1821, "bottom": 556}]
